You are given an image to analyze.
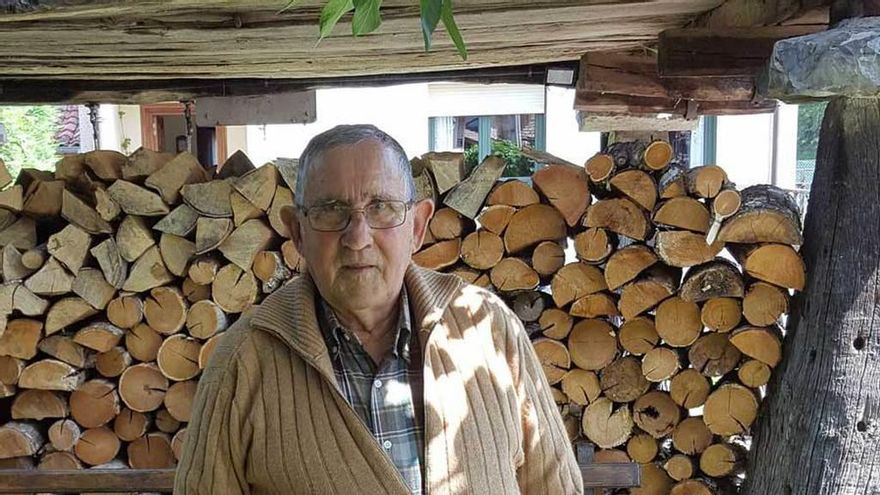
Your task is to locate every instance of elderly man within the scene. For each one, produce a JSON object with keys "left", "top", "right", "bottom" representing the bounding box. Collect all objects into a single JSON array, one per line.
[{"left": 175, "top": 125, "right": 582, "bottom": 495}]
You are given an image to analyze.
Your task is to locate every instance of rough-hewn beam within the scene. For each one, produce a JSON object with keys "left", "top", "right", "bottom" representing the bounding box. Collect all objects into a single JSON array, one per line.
[
  {"left": 574, "top": 91, "right": 777, "bottom": 116},
  {"left": 693, "top": 0, "right": 829, "bottom": 27},
  {"left": 658, "top": 25, "right": 826, "bottom": 77}
]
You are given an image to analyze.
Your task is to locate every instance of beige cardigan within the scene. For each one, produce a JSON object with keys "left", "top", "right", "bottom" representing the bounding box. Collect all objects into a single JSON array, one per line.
[{"left": 174, "top": 265, "right": 582, "bottom": 494}]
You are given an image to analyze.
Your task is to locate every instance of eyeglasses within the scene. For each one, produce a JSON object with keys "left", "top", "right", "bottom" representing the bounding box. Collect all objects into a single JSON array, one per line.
[{"left": 302, "top": 200, "right": 413, "bottom": 232}]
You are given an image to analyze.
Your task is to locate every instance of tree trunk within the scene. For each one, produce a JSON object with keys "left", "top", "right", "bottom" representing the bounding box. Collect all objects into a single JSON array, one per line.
[{"left": 743, "top": 98, "right": 880, "bottom": 494}]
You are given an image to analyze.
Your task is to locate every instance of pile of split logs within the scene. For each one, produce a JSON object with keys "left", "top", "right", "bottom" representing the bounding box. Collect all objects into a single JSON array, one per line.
[
  {"left": 411, "top": 142, "right": 804, "bottom": 495},
  {"left": 0, "top": 150, "right": 304, "bottom": 471}
]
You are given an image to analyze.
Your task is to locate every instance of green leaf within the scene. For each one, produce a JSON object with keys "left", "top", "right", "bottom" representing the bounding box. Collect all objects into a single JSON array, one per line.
[
  {"left": 318, "top": 0, "right": 355, "bottom": 41},
  {"left": 352, "top": 0, "right": 382, "bottom": 36},
  {"left": 441, "top": 0, "right": 467, "bottom": 60},
  {"left": 277, "top": 0, "right": 304, "bottom": 15},
  {"left": 420, "top": 0, "right": 442, "bottom": 51}
]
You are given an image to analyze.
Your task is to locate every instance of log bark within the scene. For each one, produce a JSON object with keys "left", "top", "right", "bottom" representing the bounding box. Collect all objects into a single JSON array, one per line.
[
  {"left": 718, "top": 184, "right": 803, "bottom": 245},
  {"left": 443, "top": 156, "right": 506, "bottom": 219},
  {"left": 679, "top": 258, "right": 744, "bottom": 302},
  {"left": 90, "top": 238, "right": 127, "bottom": 289}
]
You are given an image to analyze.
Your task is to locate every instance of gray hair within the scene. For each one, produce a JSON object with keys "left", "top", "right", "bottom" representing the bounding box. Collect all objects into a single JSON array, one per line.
[{"left": 295, "top": 124, "right": 416, "bottom": 207}]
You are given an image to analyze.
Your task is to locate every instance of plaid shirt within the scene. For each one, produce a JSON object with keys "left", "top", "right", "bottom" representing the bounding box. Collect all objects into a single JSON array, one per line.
[{"left": 317, "top": 290, "right": 424, "bottom": 494}]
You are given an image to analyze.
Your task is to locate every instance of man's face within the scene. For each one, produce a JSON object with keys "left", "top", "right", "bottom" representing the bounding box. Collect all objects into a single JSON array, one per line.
[{"left": 285, "top": 139, "right": 433, "bottom": 313}]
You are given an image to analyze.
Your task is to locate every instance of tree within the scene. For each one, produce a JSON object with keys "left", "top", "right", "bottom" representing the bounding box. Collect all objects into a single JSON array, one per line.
[
  {"left": 0, "top": 106, "right": 60, "bottom": 178},
  {"left": 464, "top": 140, "right": 535, "bottom": 178}
]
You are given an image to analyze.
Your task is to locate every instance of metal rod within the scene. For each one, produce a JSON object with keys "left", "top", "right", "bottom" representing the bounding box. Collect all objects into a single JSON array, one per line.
[
  {"left": 182, "top": 100, "right": 195, "bottom": 153},
  {"left": 86, "top": 102, "right": 100, "bottom": 149}
]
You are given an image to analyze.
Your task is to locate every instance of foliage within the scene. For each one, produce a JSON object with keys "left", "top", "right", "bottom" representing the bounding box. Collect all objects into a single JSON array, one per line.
[
  {"left": 464, "top": 139, "right": 534, "bottom": 178},
  {"left": 0, "top": 106, "right": 60, "bottom": 178},
  {"left": 280, "top": 0, "right": 467, "bottom": 59},
  {"left": 797, "top": 102, "right": 827, "bottom": 161}
]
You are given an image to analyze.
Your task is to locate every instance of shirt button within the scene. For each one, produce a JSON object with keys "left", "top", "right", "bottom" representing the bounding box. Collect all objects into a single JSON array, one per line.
[
  {"left": 374, "top": 379, "right": 383, "bottom": 389},
  {"left": 383, "top": 440, "right": 392, "bottom": 450}
]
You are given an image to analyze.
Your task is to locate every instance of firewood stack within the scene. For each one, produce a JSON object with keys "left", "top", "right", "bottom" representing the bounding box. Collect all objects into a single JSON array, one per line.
[
  {"left": 412, "top": 142, "right": 805, "bottom": 495},
  {"left": 0, "top": 149, "right": 305, "bottom": 471}
]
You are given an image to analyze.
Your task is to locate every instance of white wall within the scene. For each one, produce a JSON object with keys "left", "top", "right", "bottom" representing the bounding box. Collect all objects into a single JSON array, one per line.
[
  {"left": 716, "top": 113, "right": 775, "bottom": 188},
  {"left": 95, "top": 104, "right": 142, "bottom": 154},
  {"left": 545, "top": 87, "right": 601, "bottom": 165}
]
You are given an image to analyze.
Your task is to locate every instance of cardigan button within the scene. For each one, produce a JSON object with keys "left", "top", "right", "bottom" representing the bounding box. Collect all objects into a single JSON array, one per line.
[{"left": 383, "top": 440, "right": 392, "bottom": 450}]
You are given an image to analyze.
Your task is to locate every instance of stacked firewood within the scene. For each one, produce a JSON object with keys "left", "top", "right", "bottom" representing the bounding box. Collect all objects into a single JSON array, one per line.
[
  {"left": 411, "top": 142, "right": 804, "bottom": 495},
  {"left": 0, "top": 149, "right": 304, "bottom": 471}
]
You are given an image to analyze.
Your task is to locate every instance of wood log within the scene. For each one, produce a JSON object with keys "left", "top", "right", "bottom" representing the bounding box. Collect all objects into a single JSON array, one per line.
[
  {"left": 55, "top": 155, "right": 97, "bottom": 197},
  {"left": 165, "top": 379, "right": 198, "bottom": 423},
  {"left": 125, "top": 323, "right": 163, "bottom": 364},
  {"left": 154, "top": 204, "right": 200, "bottom": 237},
  {"left": 582, "top": 397, "right": 634, "bottom": 449},
  {"left": 459, "top": 231, "right": 504, "bottom": 270},
  {"left": 83, "top": 150, "right": 126, "bottom": 180},
  {"left": 443, "top": 156, "right": 506, "bottom": 219},
  {"left": 24, "top": 257, "right": 74, "bottom": 296},
  {"left": 531, "top": 241, "right": 565, "bottom": 278},
  {"left": 658, "top": 163, "right": 688, "bottom": 200},
  {"left": 74, "top": 427, "right": 120, "bottom": 466},
  {"left": 606, "top": 141, "right": 646, "bottom": 170},
  {"left": 729, "top": 325, "right": 783, "bottom": 367},
  {"left": 2, "top": 245, "right": 35, "bottom": 282},
  {"left": 48, "top": 419, "right": 82, "bottom": 452},
  {"left": 189, "top": 255, "right": 223, "bottom": 286},
  {"left": 569, "top": 319, "right": 618, "bottom": 371},
  {"left": 2, "top": 283, "right": 49, "bottom": 317},
  {"left": 717, "top": 184, "right": 802, "bottom": 245},
  {"left": 0, "top": 185, "right": 23, "bottom": 212},
  {"left": 700, "top": 442, "right": 747, "bottom": 478},
  {"left": 230, "top": 164, "right": 278, "bottom": 213},
  {"left": 594, "top": 449, "right": 630, "bottom": 464},
  {"left": 119, "top": 362, "right": 168, "bottom": 412},
  {"left": 618, "top": 264, "right": 680, "bottom": 320},
  {"left": 116, "top": 215, "right": 156, "bottom": 263},
  {"left": 70, "top": 379, "right": 121, "bottom": 428},
  {"left": 230, "top": 189, "right": 264, "bottom": 228},
  {"left": 20, "top": 245, "right": 47, "bottom": 271},
  {"left": 489, "top": 258, "right": 539, "bottom": 292},
  {"left": 705, "top": 187, "right": 742, "bottom": 243},
  {"left": 503, "top": 204, "right": 567, "bottom": 254},
  {"left": 145, "top": 152, "right": 208, "bottom": 205},
  {"left": 0, "top": 319, "right": 42, "bottom": 359},
  {"left": 664, "top": 454, "right": 695, "bottom": 482},
  {"left": 267, "top": 185, "right": 293, "bottom": 238},
  {"left": 561, "top": 368, "right": 601, "bottom": 406},
  {"left": 144, "top": 287, "right": 187, "bottom": 335},
  {"left": 181, "top": 180, "right": 233, "bottom": 218},
  {"left": 22, "top": 179, "right": 64, "bottom": 218},
  {"left": 18, "top": 359, "right": 85, "bottom": 391},
  {"left": 448, "top": 266, "right": 490, "bottom": 288},
  {"left": 0, "top": 159, "right": 12, "bottom": 189},
  {"left": 430, "top": 207, "right": 469, "bottom": 240},
  {"left": 182, "top": 277, "right": 212, "bottom": 303},
  {"left": 655, "top": 297, "right": 702, "bottom": 347},
  {"left": 652, "top": 197, "right": 711, "bottom": 233},
  {"left": 680, "top": 258, "right": 744, "bottom": 302},
  {"left": 45, "top": 297, "right": 98, "bottom": 336},
  {"left": 72, "top": 268, "right": 117, "bottom": 310},
  {"left": 421, "top": 152, "right": 464, "bottom": 195},
  {"left": 90, "top": 238, "right": 127, "bottom": 289},
  {"left": 412, "top": 239, "right": 460, "bottom": 271},
  {"left": 37, "top": 335, "right": 91, "bottom": 369},
  {"left": 627, "top": 432, "right": 659, "bottom": 464},
  {"left": 194, "top": 217, "right": 235, "bottom": 257},
  {"left": 212, "top": 264, "right": 258, "bottom": 314},
  {"left": 40, "top": 450, "right": 84, "bottom": 470},
  {"left": 281, "top": 240, "right": 306, "bottom": 273},
  {"left": 159, "top": 233, "right": 196, "bottom": 277},
  {"left": 672, "top": 417, "right": 714, "bottom": 457},
  {"left": 106, "top": 295, "right": 143, "bottom": 330},
  {"left": 114, "top": 408, "right": 150, "bottom": 442},
  {"left": 532, "top": 338, "right": 571, "bottom": 385},
  {"left": 0, "top": 355, "right": 24, "bottom": 385},
  {"left": 95, "top": 185, "right": 122, "bottom": 222},
  {"left": 689, "top": 333, "right": 741, "bottom": 377},
  {"left": 584, "top": 198, "right": 652, "bottom": 241},
  {"left": 700, "top": 297, "right": 742, "bottom": 333},
  {"left": 219, "top": 219, "right": 274, "bottom": 270},
  {"left": 731, "top": 243, "right": 806, "bottom": 290},
  {"left": 610, "top": 169, "right": 657, "bottom": 211},
  {"left": 703, "top": 383, "right": 759, "bottom": 436},
  {"left": 187, "top": 300, "right": 228, "bottom": 340},
  {"left": 510, "top": 291, "right": 548, "bottom": 323},
  {"left": 551, "top": 262, "right": 606, "bottom": 308},
  {"left": 107, "top": 180, "right": 170, "bottom": 216},
  {"left": 619, "top": 317, "right": 659, "bottom": 356},
  {"left": 253, "top": 251, "right": 292, "bottom": 293},
  {"left": 124, "top": 147, "right": 174, "bottom": 182},
  {"left": 95, "top": 346, "right": 132, "bottom": 378},
  {"left": 532, "top": 164, "right": 591, "bottom": 227},
  {"left": 218, "top": 149, "right": 256, "bottom": 179},
  {"left": 686, "top": 165, "right": 728, "bottom": 199},
  {"left": 74, "top": 322, "right": 124, "bottom": 353},
  {"left": 641, "top": 346, "right": 680, "bottom": 382},
  {"left": 128, "top": 432, "right": 176, "bottom": 469},
  {"left": 742, "top": 281, "right": 788, "bottom": 327},
  {"left": 654, "top": 231, "right": 724, "bottom": 268},
  {"left": 570, "top": 292, "right": 620, "bottom": 319},
  {"left": 199, "top": 334, "right": 222, "bottom": 369},
  {"left": 413, "top": 167, "right": 437, "bottom": 205},
  {"left": 539, "top": 308, "right": 573, "bottom": 340},
  {"left": 158, "top": 334, "right": 202, "bottom": 381},
  {"left": 601, "top": 356, "right": 650, "bottom": 403},
  {"left": 157, "top": 408, "right": 182, "bottom": 433},
  {"left": 670, "top": 369, "right": 711, "bottom": 409},
  {"left": 605, "top": 244, "right": 657, "bottom": 291},
  {"left": 61, "top": 190, "right": 111, "bottom": 235},
  {"left": 12, "top": 389, "right": 68, "bottom": 419},
  {"left": 123, "top": 246, "right": 174, "bottom": 293},
  {"left": 635, "top": 462, "right": 674, "bottom": 495},
  {"left": 486, "top": 180, "right": 539, "bottom": 207},
  {"left": 172, "top": 428, "right": 188, "bottom": 462},
  {"left": 738, "top": 359, "right": 772, "bottom": 388},
  {"left": 477, "top": 204, "right": 515, "bottom": 235},
  {"left": 585, "top": 153, "right": 615, "bottom": 185},
  {"left": 574, "top": 228, "right": 615, "bottom": 264},
  {"left": 0, "top": 421, "right": 45, "bottom": 459}
]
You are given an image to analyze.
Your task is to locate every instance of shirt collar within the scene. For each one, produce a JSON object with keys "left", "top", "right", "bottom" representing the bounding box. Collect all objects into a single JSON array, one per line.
[{"left": 318, "top": 289, "right": 413, "bottom": 363}]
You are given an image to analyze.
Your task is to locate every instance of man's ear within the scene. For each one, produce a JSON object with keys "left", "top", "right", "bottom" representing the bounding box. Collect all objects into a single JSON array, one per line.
[
  {"left": 410, "top": 199, "right": 435, "bottom": 254},
  {"left": 280, "top": 205, "right": 304, "bottom": 253}
]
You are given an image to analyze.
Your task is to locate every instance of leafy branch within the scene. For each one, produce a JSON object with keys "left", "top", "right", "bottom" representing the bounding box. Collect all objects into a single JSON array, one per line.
[{"left": 279, "top": 0, "right": 467, "bottom": 60}]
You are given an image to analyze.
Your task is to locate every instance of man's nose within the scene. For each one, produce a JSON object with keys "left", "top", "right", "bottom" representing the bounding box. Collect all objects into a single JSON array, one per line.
[{"left": 340, "top": 210, "right": 372, "bottom": 250}]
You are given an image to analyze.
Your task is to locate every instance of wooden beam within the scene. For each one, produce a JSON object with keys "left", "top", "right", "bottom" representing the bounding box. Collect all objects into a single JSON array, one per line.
[
  {"left": 658, "top": 25, "right": 826, "bottom": 77},
  {"left": 578, "top": 111, "right": 700, "bottom": 131},
  {"left": 575, "top": 91, "right": 777, "bottom": 116},
  {"left": 693, "top": 0, "right": 829, "bottom": 28}
]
